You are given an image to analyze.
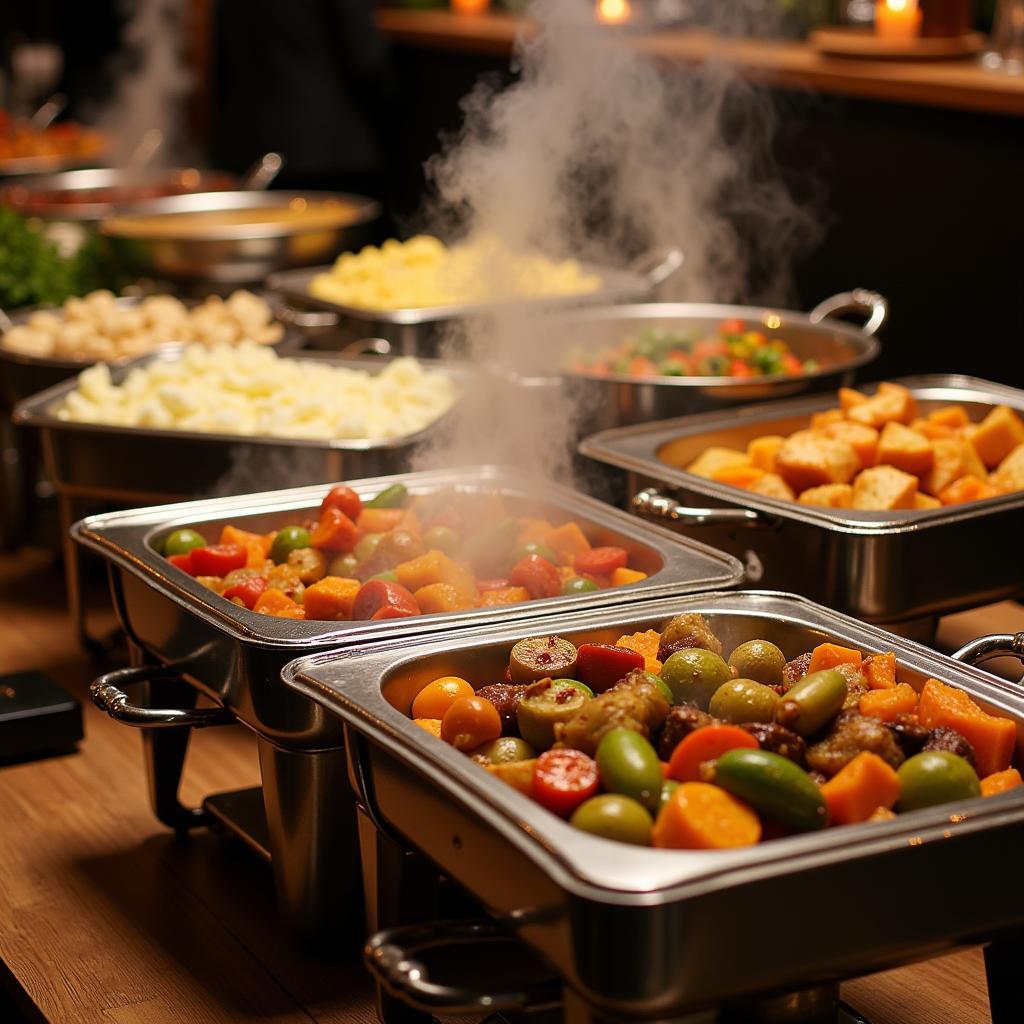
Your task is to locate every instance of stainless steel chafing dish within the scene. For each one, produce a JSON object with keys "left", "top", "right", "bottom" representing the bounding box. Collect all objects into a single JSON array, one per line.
[
  {"left": 76, "top": 467, "right": 743, "bottom": 937},
  {"left": 282, "top": 590, "right": 1024, "bottom": 1024},
  {"left": 579, "top": 375, "right": 1024, "bottom": 633}
]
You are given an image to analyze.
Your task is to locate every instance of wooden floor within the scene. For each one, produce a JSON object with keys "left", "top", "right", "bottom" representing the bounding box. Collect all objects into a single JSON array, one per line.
[{"left": 0, "top": 544, "right": 1019, "bottom": 1023}]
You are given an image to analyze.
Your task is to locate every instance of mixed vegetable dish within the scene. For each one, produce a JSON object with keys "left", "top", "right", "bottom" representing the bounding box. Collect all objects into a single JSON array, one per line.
[
  {"left": 158, "top": 481, "right": 650, "bottom": 621},
  {"left": 406, "top": 612, "right": 1021, "bottom": 849},
  {"left": 568, "top": 319, "right": 819, "bottom": 379},
  {"left": 686, "top": 382, "right": 1024, "bottom": 511}
]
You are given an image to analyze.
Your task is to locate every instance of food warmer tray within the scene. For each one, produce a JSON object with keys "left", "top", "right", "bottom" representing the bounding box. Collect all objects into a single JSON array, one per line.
[
  {"left": 282, "top": 589, "right": 1024, "bottom": 1024},
  {"left": 12, "top": 348, "right": 466, "bottom": 650},
  {"left": 77, "top": 466, "right": 743, "bottom": 936},
  {"left": 579, "top": 374, "right": 1024, "bottom": 630},
  {"left": 264, "top": 248, "right": 684, "bottom": 358}
]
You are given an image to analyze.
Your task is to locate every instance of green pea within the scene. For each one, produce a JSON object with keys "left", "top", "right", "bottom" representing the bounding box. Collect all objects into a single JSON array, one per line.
[
  {"left": 562, "top": 576, "right": 599, "bottom": 596},
  {"left": 570, "top": 794, "right": 653, "bottom": 846},
  {"left": 423, "top": 525, "right": 460, "bottom": 556},
  {"left": 709, "top": 679, "right": 780, "bottom": 724},
  {"left": 365, "top": 483, "right": 408, "bottom": 508},
  {"left": 775, "top": 669, "right": 847, "bottom": 737},
  {"left": 595, "top": 728, "right": 663, "bottom": 813},
  {"left": 269, "top": 525, "right": 312, "bottom": 565},
  {"left": 661, "top": 649, "right": 732, "bottom": 709},
  {"left": 897, "top": 752, "right": 980, "bottom": 812},
  {"left": 162, "top": 528, "right": 206, "bottom": 557}
]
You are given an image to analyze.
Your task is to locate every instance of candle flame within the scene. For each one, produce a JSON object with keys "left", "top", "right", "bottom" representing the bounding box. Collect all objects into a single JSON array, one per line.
[
  {"left": 884, "top": 0, "right": 917, "bottom": 11},
  {"left": 597, "top": 0, "right": 631, "bottom": 24}
]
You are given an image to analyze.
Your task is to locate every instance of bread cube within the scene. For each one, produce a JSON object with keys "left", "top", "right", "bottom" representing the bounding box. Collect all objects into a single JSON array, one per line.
[
  {"left": 913, "top": 492, "right": 942, "bottom": 510},
  {"left": 810, "top": 409, "right": 844, "bottom": 429},
  {"left": 990, "top": 443, "right": 1024, "bottom": 493},
  {"left": 968, "top": 405, "right": 1024, "bottom": 469},
  {"left": 875, "top": 422, "right": 934, "bottom": 477},
  {"left": 798, "top": 483, "right": 854, "bottom": 509},
  {"left": 746, "top": 435, "right": 785, "bottom": 473},
  {"left": 921, "top": 438, "right": 987, "bottom": 496},
  {"left": 687, "top": 447, "right": 750, "bottom": 479},
  {"left": 748, "top": 472, "right": 796, "bottom": 502},
  {"left": 852, "top": 465, "right": 918, "bottom": 511},
  {"left": 824, "top": 420, "right": 879, "bottom": 469},
  {"left": 846, "top": 382, "right": 917, "bottom": 429},
  {"left": 775, "top": 431, "right": 860, "bottom": 493}
]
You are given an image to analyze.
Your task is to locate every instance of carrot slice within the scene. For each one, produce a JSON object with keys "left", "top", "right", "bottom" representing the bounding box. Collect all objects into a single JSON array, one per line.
[
  {"left": 652, "top": 782, "right": 761, "bottom": 850},
  {"left": 820, "top": 751, "right": 902, "bottom": 825},
  {"left": 808, "top": 642, "right": 863, "bottom": 675},
  {"left": 859, "top": 683, "right": 918, "bottom": 723},
  {"left": 981, "top": 767, "right": 1023, "bottom": 797},
  {"left": 864, "top": 651, "right": 897, "bottom": 690},
  {"left": 667, "top": 724, "right": 759, "bottom": 783}
]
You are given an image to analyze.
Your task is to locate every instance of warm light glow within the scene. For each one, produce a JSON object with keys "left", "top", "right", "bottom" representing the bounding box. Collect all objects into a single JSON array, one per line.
[
  {"left": 875, "top": 0, "right": 921, "bottom": 39},
  {"left": 451, "top": 0, "right": 490, "bottom": 14},
  {"left": 763, "top": 313, "right": 782, "bottom": 330},
  {"left": 597, "top": 0, "right": 632, "bottom": 25},
  {"left": 887, "top": 0, "right": 909, "bottom": 10}
]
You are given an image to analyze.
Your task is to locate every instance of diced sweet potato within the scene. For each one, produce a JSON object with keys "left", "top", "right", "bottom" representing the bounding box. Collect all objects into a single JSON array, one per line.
[
  {"left": 775, "top": 431, "right": 860, "bottom": 493},
  {"left": 859, "top": 683, "right": 918, "bottom": 722},
  {"left": 747, "top": 435, "right": 785, "bottom": 473},
  {"left": 808, "top": 642, "right": 862, "bottom": 674},
  {"left": 543, "top": 521, "right": 591, "bottom": 565},
  {"left": 839, "top": 387, "right": 868, "bottom": 413},
  {"left": 969, "top": 405, "right": 1024, "bottom": 468},
  {"left": 414, "top": 582, "right": 476, "bottom": 614},
  {"left": 516, "top": 518, "right": 555, "bottom": 546},
  {"left": 820, "top": 751, "right": 902, "bottom": 824},
  {"left": 846, "top": 382, "right": 917, "bottom": 429},
  {"left": 810, "top": 409, "right": 844, "bottom": 429},
  {"left": 928, "top": 405, "right": 970, "bottom": 429},
  {"left": 611, "top": 567, "right": 647, "bottom": 586},
  {"left": 851, "top": 465, "right": 918, "bottom": 511},
  {"left": 911, "top": 417, "right": 955, "bottom": 441},
  {"left": 479, "top": 586, "right": 531, "bottom": 607},
  {"left": 981, "top": 767, "right": 1023, "bottom": 797},
  {"left": 687, "top": 447, "right": 751, "bottom": 479},
  {"left": 875, "top": 422, "right": 934, "bottom": 477},
  {"left": 864, "top": 651, "right": 897, "bottom": 690},
  {"left": 303, "top": 576, "right": 360, "bottom": 620},
  {"left": 938, "top": 475, "right": 998, "bottom": 506},
  {"left": 824, "top": 421, "right": 879, "bottom": 469},
  {"left": 913, "top": 492, "right": 942, "bottom": 510},
  {"left": 797, "top": 483, "right": 854, "bottom": 508},
  {"left": 991, "top": 443, "right": 1024, "bottom": 493},
  {"left": 711, "top": 464, "right": 766, "bottom": 489},
  {"left": 921, "top": 438, "right": 987, "bottom": 497},
  {"left": 253, "top": 589, "right": 305, "bottom": 619},
  {"left": 748, "top": 472, "right": 796, "bottom": 502}
]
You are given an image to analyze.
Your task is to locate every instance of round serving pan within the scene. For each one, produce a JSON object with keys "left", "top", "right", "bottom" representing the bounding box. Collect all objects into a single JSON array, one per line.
[
  {"left": 100, "top": 190, "right": 381, "bottom": 285},
  {"left": 553, "top": 288, "right": 886, "bottom": 435},
  {"left": 0, "top": 166, "right": 237, "bottom": 222}
]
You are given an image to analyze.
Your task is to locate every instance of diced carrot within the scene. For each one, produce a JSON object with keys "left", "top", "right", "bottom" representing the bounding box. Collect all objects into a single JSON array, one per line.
[
  {"left": 859, "top": 683, "right": 918, "bottom": 722},
  {"left": 220, "top": 523, "right": 272, "bottom": 556},
  {"left": 980, "top": 767, "right": 1023, "bottom": 797},
  {"left": 918, "top": 678, "right": 1017, "bottom": 777},
  {"left": 820, "top": 751, "right": 902, "bottom": 825},
  {"left": 808, "top": 642, "right": 863, "bottom": 675},
  {"left": 611, "top": 566, "right": 647, "bottom": 587},
  {"left": 413, "top": 718, "right": 443, "bottom": 739},
  {"left": 542, "top": 521, "right": 592, "bottom": 565},
  {"left": 864, "top": 651, "right": 898, "bottom": 690},
  {"left": 302, "top": 576, "right": 361, "bottom": 620},
  {"left": 928, "top": 405, "right": 970, "bottom": 429},
  {"left": 938, "top": 475, "right": 998, "bottom": 506},
  {"left": 652, "top": 782, "right": 761, "bottom": 850},
  {"left": 868, "top": 806, "right": 897, "bottom": 822},
  {"left": 614, "top": 629, "right": 663, "bottom": 674},
  {"left": 711, "top": 464, "right": 766, "bottom": 489},
  {"left": 357, "top": 508, "right": 405, "bottom": 534},
  {"left": 479, "top": 586, "right": 531, "bottom": 607},
  {"left": 666, "top": 724, "right": 759, "bottom": 782},
  {"left": 252, "top": 588, "right": 305, "bottom": 619},
  {"left": 414, "top": 582, "right": 475, "bottom": 614}
]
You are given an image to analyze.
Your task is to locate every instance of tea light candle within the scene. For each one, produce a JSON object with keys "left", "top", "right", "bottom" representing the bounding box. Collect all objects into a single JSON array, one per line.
[
  {"left": 875, "top": 0, "right": 922, "bottom": 39},
  {"left": 596, "top": 0, "right": 632, "bottom": 24},
  {"left": 451, "top": 0, "right": 490, "bottom": 14}
]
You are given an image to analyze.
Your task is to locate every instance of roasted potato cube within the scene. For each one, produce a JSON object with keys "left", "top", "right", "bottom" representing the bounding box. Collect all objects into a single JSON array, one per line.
[
  {"left": 810, "top": 409, "right": 844, "bottom": 429},
  {"left": 968, "top": 405, "right": 1024, "bottom": 469},
  {"left": 910, "top": 417, "right": 955, "bottom": 441},
  {"left": 846, "top": 382, "right": 917, "bottom": 429},
  {"left": 839, "top": 387, "right": 868, "bottom": 413},
  {"left": 711, "top": 464, "right": 765, "bottom": 489},
  {"left": 938, "top": 475, "right": 999, "bottom": 506},
  {"left": 852, "top": 465, "right": 918, "bottom": 511},
  {"left": 747, "top": 435, "right": 785, "bottom": 473},
  {"left": 928, "top": 405, "right": 970, "bottom": 429},
  {"left": 913, "top": 492, "right": 942, "bottom": 510},
  {"left": 990, "top": 443, "right": 1024, "bottom": 493},
  {"left": 748, "top": 472, "right": 796, "bottom": 502},
  {"left": 775, "top": 430, "right": 860, "bottom": 493},
  {"left": 824, "top": 421, "right": 879, "bottom": 469},
  {"left": 921, "top": 438, "right": 987, "bottom": 496},
  {"left": 875, "top": 422, "right": 934, "bottom": 477},
  {"left": 798, "top": 483, "right": 854, "bottom": 508},
  {"left": 687, "top": 447, "right": 750, "bottom": 479}
]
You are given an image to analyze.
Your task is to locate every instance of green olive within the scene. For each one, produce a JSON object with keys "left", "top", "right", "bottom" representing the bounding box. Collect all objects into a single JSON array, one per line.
[
  {"left": 269, "top": 525, "right": 312, "bottom": 565},
  {"left": 470, "top": 736, "right": 536, "bottom": 764},
  {"left": 660, "top": 649, "right": 732, "bottom": 710},
  {"left": 595, "top": 728, "right": 663, "bottom": 813},
  {"left": 897, "top": 752, "right": 981, "bottom": 812},
  {"left": 635, "top": 670, "right": 674, "bottom": 706},
  {"left": 728, "top": 640, "right": 786, "bottom": 686},
  {"left": 562, "top": 576, "right": 599, "bottom": 596},
  {"left": 354, "top": 532, "right": 385, "bottom": 562},
  {"left": 516, "top": 678, "right": 587, "bottom": 750},
  {"left": 328, "top": 553, "right": 359, "bottom": 577},
  {"left": 162, "top": 528, "right": 206, "bottom": 557},
  {"left": 775, "top": 669, "right": 847, "bottom": 737},
  {"left": 659, "top": 779, "right": 679, "bottom": 813},
  {"left": 709, "top": 678, "right": 780, "bottom": 724},
  {"left": 570, "top": 794, "right": 653, "bottom": 846},
  {"left": 423, "top": 525, "right": 460, "bottom": 556},
  {"left": 512, "top": 541, "right": 559, "bottom": 565}
]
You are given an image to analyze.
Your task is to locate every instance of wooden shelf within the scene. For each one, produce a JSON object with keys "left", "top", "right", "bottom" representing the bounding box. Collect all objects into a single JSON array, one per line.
[{"left": 376, "top": 9, "right": 1024, "bottom": 117}]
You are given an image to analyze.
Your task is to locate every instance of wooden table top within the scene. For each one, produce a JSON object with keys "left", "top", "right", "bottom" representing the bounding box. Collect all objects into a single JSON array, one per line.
[
  {"left": 0, "top": 543, "right": 1020, "bottom": 1023},
  {"left": 376, "top": 9, "right": 1024, "bottom": 118}
]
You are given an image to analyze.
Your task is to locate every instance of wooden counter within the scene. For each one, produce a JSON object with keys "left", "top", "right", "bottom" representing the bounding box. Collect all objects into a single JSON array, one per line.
[
  {"left": 0, "top": 544, "right": 1020, "bottom": 1022},
  {"left": 376, "top": 9, "right": 1024, "bottom": 117}
]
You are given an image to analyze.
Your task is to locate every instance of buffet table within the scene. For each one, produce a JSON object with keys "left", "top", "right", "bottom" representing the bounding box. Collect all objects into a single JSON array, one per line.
[{"left": 0, "top": 543, "right": 1018, "bottom": 1023}]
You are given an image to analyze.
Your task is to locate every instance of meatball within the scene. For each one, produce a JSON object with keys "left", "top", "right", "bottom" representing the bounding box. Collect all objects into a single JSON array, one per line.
[
  {"left": 885, "top": 714, "right": 930, "bottom": 757},
  {"left": 657, "top": 612, "right": 723, "bottom": 662},
  {"left": 556, "top": 679, "right": 669, "bottom": 756},
  {"left": 836, "top": 663, "right": 870, "bottom": 710},
  {"left": 922, "top": 726, "right": 977, "bottom": 769},
  {"left": 739, "top": 721, "right": 808, "bottom": 767},
  {"left": 657, "top": 704, "right": 719, "bottom": 761},
  {"left": 806, "top": 711, "right": 905, "bottom": 777},
  {"left": 475, "top": 683, "right": 528, "bottom": 736},
  {"left": 782, "top": 652, "right": 812, "bottom": 688}
]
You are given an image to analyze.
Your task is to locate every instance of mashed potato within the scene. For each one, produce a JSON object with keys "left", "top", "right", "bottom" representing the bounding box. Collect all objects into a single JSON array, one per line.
[
  {"left": 310, "top": 235, "right": 601, "bottom": 311},
  {"left": 53, "top": 342, "right": 457, "bottom": 440}
]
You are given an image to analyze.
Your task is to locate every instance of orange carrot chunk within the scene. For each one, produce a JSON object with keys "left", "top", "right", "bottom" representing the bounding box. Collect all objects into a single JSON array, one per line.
[
  {"left": 303, "top": 576, "right": 360, "bottom": 621},
  {"left": 980, "top": 767, "right": 1023, "bottom": 797},
  {"left": 808, "top": 642, "right": 863, "bottom": 675},
  {"left": 542, "top": 521, "right": 592, "bottom": 565},
  {"left": 864, "top": 651, "right": 898, "bottom": 690},
  {"left": 859, "top": 683, "right": 918, "bottom": 723},
  {"left": 667, "top": 724, "right": 760, "bottom": 783},
  {"left": 252, "top": 588, "right": 305, "bottom": 619},
  {"left": 652, "top": 782, "right": 761, "bottom": 850},
  {"left": 820, "top": 751, "right": 902, "bottom": 825}
]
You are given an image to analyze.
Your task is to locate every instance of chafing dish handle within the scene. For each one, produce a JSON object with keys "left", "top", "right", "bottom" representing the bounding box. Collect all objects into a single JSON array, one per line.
[
  {"left": 808, "top": 289, "right": 888, "bottom": 337},
  {"left": 952, "top": 633, "right": 1024, "bottom": 670},
  {"left": 630, "top": 246, "right": 685, "bottom": 289},
  {"left": 272, "top": 302, "right": 342, "bottom": 330},
  {"left": 632, "top": 487, "right": 762, "bottom": 527},
  {"left": 365, "top": 920, "right": 561, "bottom": 1014},
  {"left": 90, "top": 665, "right": 235, "bottom": 729}
]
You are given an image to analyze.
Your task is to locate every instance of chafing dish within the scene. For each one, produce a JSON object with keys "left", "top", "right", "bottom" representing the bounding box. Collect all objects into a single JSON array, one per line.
[
  {"left": 579, "top": 375, "right": 1024, "bottom": 631},
  {"left": 265, "top": 248, "right": 684, "bottom": 358},
  {"left": 282, "top": 589, "right": 1024, "bottom": 1023},
  {"left": 100, "top": 190, "right": 381, "bottom": 285},
  {"left": 77, "top": 467, "right": 742, "bottom": 936}
]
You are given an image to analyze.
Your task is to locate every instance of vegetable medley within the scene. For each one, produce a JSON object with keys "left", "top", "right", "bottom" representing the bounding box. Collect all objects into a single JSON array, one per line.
[
  {"left": 408, "top": 612, "right": 1021, "bottom": 849},
  {"left": 159, "top": 482, "right": 649, "bottom": 621},
  {"left": 568, "top": 319, "right": 818, "bottom": 380},
  {"left": 688, "top": 381, "right": 1024, "bottom": 511}
]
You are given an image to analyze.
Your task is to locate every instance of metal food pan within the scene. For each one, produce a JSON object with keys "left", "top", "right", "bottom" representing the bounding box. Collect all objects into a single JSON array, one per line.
[
  {"left": 283, "top": 589, "right": 1024, "bottom": 1020},
  {"left": 579, "top": 374, "right": 1024, "bottom": 626},
  {"left": 264, "top": 248, "right": 683, "bottom": 358}
]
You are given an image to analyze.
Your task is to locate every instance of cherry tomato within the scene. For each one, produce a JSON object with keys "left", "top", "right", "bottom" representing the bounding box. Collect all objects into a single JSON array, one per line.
[
  {"left": 575, "top": 643, "right": 646, "bottom": 692},
  {"left": 320, "top": 485, "right": 363, "bottom": 522},
  {"left": 782, "top": 354, "right": 805, "bottom": 375},
  {"left": 167, "top": 552, "right": 195, "bottom": 574},
  {"left": 223, "top": 576, "right": 268, "bottom": 610},
  {"left": 729, "top": 359, "right": 754, "bottom": 378},
  {"left": 573, "top": 546, "right": 628, "bottom": 577},
  {"left": 720, "top": 318, "right": 747, "bottom": 335},
  {"left": 532, "top": 749, "right": 599, "bottom": 817},
  {"left": 189, "top": 544, "right": 247, "bottom": 577},
  {"left": 441, "top": 695, "right": 502, "bottom": 751},
  {"left": 628, "top": 356, "right": 657, "bottom": 377},
  {"left": 311, "top": 507, "right": 359, "bottom": 553},
  {"left": 412, "top": 676, "right": 476, "bottom": 719},
  {"left": 509, "top": 554, "right": 561, "bottom": 599},
  {"left": 476, "top": 578, "right": 510, "bottom": 593},
  {"left": 351, "top": 579, "right": 420, "bottom": 620}
]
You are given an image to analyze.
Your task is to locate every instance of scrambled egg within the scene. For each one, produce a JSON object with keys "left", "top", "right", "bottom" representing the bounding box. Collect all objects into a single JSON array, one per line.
[
  {"left": 310, "top": 235, "right": 601, "bottom": 311},
  {"left": 53, "top": 342, "right": 457, "bottom": 440}
]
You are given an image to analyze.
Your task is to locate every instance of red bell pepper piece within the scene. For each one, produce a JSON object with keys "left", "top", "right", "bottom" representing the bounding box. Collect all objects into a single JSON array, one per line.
[
  {"left": 223, "top": 576, "right": 268, "bottom": 610},
  {"left": 311, "top": 506, "right": 359, "bottom": 553},
  {"left": 575, "top": 643, "right": 645, "bottom": 693},
  {"left": 320, "top": 485, "right": 363, "bottom": 522},
  {"left": 351, "top": 579, "right": 420, "bottom": 621},
  {"left": 189, "top": 544, "right": 247, "bottom": 577}
]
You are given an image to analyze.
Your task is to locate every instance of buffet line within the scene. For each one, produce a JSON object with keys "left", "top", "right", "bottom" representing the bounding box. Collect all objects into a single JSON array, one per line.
[{"left": 4, "top": 122, "right": 1024, "bottom": 1024}]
